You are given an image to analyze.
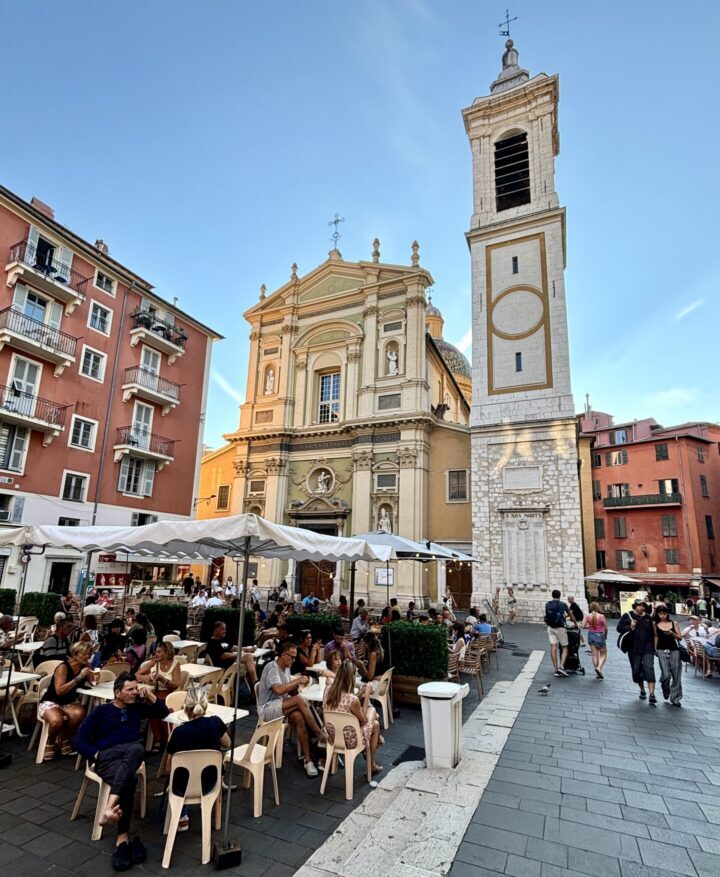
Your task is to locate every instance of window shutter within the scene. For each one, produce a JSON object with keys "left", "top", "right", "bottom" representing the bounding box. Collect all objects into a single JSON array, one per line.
[
  {"left": 27, "top": 227, "right": 39, "bottom": 260},
  {"left": 131, "top": 512, "right": 139, "bottom": 526},
  {"left": 48, "top": 300, "right": 63, "bottom": 330},
  {"left": 139, "top": 298, "right": 151, "bottom": 312},
  {"left": 118, "top": 457, "right": 130, "bottom": 493},
  {"left": 11, "top": 283, "right": 28, "bottom": 312},
  {"left": 605, "top": 452, "right": 612, "bottom": 466},
  {"left": 11, "top": 496, "right": 25, "bottom": 523},
  {"left": 57, "top": 246, "right": 73, "bottom": 280},
  {"left": 142, "top": 461, "right": 156, "bottom": 496},
  {"left": 9, "top": 428, "right": 27, "bottom": 471}
]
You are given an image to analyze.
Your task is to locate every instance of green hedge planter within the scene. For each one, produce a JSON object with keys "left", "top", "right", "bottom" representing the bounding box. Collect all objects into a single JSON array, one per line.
[
  {"left": 140, "top": 601, "right": 187, "bottom": 639},
  {"left": 283, "top": 613, "right": 343, "bottom": 646},
  {"left": 0, "top": 588, "right": 16, "bottom": 616},
  {"left": 381, "top": 621, "right": 449, "bottom": 705},
  {"left": 19, "top": 592, "right": 62, "bottom": 627},
  {"left": 200, "top": 607, "right": 255, "bottom": 648}
]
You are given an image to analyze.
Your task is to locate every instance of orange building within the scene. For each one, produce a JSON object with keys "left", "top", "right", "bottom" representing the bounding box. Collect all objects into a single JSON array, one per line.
[
  {"left": 0, "top": 184, "right": 221, "bottom": 594},
  {"left": 581, "top": 408, "right": 720, "bottom": 601}
]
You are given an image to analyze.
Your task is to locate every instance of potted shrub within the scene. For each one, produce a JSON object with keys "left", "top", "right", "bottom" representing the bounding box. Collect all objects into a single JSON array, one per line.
[
  {"left": 140, "top": 600, "right": 187, "bottom": 639},
  {"left": 20, "top": 591, "right": 62, "bottom": 627},
  {"left": 0, "top": 587, "right": 16, "bottom": 616},
  {"left": 201, "top": 607, "right": 255, "bottom": 648},
  {"left": 381, "top": 622, "right": 449, "bottom": 706},
  {"left": 283, "top": 613, "right": 341, "bottom": 646}
]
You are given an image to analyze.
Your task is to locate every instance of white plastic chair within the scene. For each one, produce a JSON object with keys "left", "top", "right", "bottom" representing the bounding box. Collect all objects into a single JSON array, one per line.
[
  {"left": 16, "top": 616, "right": 38, "bottom": 643},
  {"left": 217, "top": 664, "right": 237, "bottom": 707},
  {"left": 28, "top": 676, "right": 53, "bottom": 761},
  {"left": 162, "top": 749, "right": 222, "bottom": 868},
  {"left": 254, "top": 682, "right": 290, "bottom": 767},
  {"left": 163, "top": 634, "right": 181, "bottom": 643},
  {"left": 104, "top": 662, "right": 132, "bottom": 677},
  {"left": 224, "top": 717, "right": 284, "bottom": 818},
  {"left": 368, "top": 668, "right": 394, "bottom": 730},
  {"left": 71, "top": 759, "right": 147, "bottom": 840},
  {"left": 320, "top": 710, "right": 372, "bottom": 800}
]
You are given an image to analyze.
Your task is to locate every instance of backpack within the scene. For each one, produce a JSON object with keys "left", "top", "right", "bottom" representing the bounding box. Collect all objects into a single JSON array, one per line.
[
  {"left": 617, "top": 612, "right": 635, "bottom": 654},
  {"left": 544, "top": 601, "right": 565, "bottom": 628}
]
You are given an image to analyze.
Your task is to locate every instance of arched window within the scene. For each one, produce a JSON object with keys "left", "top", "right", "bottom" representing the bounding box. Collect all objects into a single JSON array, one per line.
[{"left": 495, "top": 131, "right": 530, "bottom": 211}]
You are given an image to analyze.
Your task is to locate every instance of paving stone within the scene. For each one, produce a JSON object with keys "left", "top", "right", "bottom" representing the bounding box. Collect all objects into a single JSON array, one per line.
[
  {"left": 647, "top": 825, "right": 701, "bottom": 849},
  {"left": 699, "top": 802, "right": 720, "bottom": 824},
  {"left": 623, "top": 788, "right": 670, "bottom": 814},
  {"left": 463, "top": 823, "right": 529, "bottom": 856},
  {"left": 688, "top": 848, "right": 719, "bottom": 876},
  {"left": 453, "top": 841, "right": 509, "bottom": 871},
  {"left": 471, "top": 801, "right": 544, "bottom": 837},
  {"left": 585, "top": 799, "right": 622, "bottom": 818},
  {"left": 560, "top": 777, "right": 625, "bottom": 803},
  {"left": 636, "top": 837, "right": 696, "bottom": 875}
]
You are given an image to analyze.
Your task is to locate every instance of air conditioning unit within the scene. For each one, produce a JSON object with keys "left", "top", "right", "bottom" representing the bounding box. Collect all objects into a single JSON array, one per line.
[{"left": 0, "top": 476, "right": 13, "bottom": 484}]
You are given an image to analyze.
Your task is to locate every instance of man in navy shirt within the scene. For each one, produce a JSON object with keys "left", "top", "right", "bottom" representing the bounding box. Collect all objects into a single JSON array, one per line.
[{"left": 75, "top": 673, "right": 169, "bottom": 871}]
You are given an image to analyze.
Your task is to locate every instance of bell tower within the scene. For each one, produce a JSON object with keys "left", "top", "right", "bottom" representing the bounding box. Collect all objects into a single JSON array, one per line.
[{"left": 463, "top": 40, "right": 585, "bottom": 619}]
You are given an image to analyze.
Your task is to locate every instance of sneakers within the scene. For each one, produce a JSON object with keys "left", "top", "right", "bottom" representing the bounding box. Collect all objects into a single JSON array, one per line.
[
  {"left": 662, "top": 686, "right": 670, "bottom": 701},
  {"left": 178, "top": 816, "right": 190, "bottom": 833},
  {"left": 304, "top": 761, "right": 319, "bottom": 778},
  {"left": 671, "top": 702, "right": 683, "bottom": 708},
  {"left": 639, "top": 689, "right": 647, "bottom": 700},
  {"left": 112, "top": 842, "right": 132, "bottom": 872},
  {"left": 130, "top": 837, "right": 147, "bottom": 865},
  {"left": 556, "top": 668, "right": 569, "bottom": 677},
  {"left": 649, "top": 694, "right": 657, "bottom": 706}
]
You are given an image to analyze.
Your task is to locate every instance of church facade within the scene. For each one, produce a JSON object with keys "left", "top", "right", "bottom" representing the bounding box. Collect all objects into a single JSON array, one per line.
[
  {"left": 200, "top": 244, "right": 473, "bottom": 606},
  {"left": 463, "top": 40, "right": 585, "bottom": 620}
]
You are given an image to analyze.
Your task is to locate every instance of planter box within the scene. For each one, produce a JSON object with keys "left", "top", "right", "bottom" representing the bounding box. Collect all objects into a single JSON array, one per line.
[{"left": 393, "top": 674, "right": 435, "bottom": 706}]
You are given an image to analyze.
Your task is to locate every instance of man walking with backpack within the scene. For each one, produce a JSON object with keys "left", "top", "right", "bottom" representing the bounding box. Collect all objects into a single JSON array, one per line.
[{"left": 545, "top": 590, "right": 572, "bottom": 677}]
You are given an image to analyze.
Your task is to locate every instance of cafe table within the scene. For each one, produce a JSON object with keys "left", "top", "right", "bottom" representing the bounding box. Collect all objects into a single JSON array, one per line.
[
  {"left": 164, "top": 703, "right": 249, "bottom": 726},
  {"left": 181, "top": 663, "right": 223, "bottom": 682},
  {"left": 13, "top": 641, "right": 44, "bottom": 670},
  {"left": 164, "top": 639, "right": 203, "bottom": 651},
  {"left": 0, "top": 671, "right": 41, "bottom": 736}
]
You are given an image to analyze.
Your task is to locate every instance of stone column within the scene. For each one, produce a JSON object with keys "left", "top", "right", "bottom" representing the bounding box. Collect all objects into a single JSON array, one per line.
[
  {"left": 359, "top": 303, "right": 378, "bottom": 417},
  {"left": 345, "top": 348, "right": 362, "bottom": 419},
  {"left": 351, "top": 448, "right": 373, "bottom": 534},
  {"left": 264, "top": 457, "right": 288, "bottom": 588},
  {"left": 293, "top": 355, "right": 308, "bottom": 427},
  {"left": 246, "top": 327, "right": 261, "bottom": 405}
]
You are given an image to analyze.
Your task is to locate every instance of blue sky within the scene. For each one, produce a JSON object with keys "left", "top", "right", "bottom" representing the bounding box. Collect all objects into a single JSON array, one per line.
[{"left": 1, "top": 1, "right": 718, "bottom": 447}]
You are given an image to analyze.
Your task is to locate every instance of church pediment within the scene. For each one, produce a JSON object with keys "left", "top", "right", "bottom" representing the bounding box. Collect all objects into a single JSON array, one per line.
[
  {"left": 288, "top": 495, "right": 349, "bottom": 516},
  {"left": 298, "top": 274, "right": 361, "bottom": 303}
]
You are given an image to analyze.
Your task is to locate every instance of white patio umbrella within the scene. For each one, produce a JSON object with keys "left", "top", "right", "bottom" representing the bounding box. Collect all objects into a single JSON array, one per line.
[{"left": 584, "top": 568, "right": 641, "bottom": 585}]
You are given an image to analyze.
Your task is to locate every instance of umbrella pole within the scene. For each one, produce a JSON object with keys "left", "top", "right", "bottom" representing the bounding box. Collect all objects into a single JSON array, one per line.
[
  {"left": 385, "top": 559, "right": 390, "bottom": 608},
  {"left": 349, "top": 562, "right": 356, "bottom": 620},
  {"left": 216, "top": 539, "right": 250, "bottom": 867}
]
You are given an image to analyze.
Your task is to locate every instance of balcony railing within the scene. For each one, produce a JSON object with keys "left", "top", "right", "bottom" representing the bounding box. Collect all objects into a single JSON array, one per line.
[
  {"left": 0, "top": 307, "right": 78, "bottom": 358},
  {"left": 603, "top": 492, "right": 682, "bottom": 508},
  {"left": 130, "top": 309, "right": 187, "bottom": 349},
  {"left": 0, "top": 384, "right": 68, "bottom": 427},
  {"left": 123, "top": 366, "right": 181, "bottom": 401},
  {"left": 115, "top": 426, "right": 175, "bottom": 457},
  {"left": 8, "top": 239, "right": 89, "bottom": 299}
]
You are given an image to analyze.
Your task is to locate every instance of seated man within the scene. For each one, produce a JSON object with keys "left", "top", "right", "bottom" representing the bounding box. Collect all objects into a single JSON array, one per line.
[
  {"left": 75, "top": 673, "right": 169, "bottom": 871},
  {"left": 34, "top": 617, "right": 73, "bottom": 667},
  {"left": 703, "top": 630, "right": 720, "bottom": 676},
  {"left": 205, "top": 592, "right": 224, "bottom": 607},
  {"left": 389, "top": 598, "right": 402, "bottom": 622},
  {"left": 350, "top": 609, "right": 369, "bottom": 640},
  {"left": 683, "top": 616, "right": 709, "bottom": 642},
  {"left": 257, "top": 641, "right": 326, "bottom": 777},
  {"left": 83, "top": 595, "right": 107, "bottom": 620},
  {"left": 324, "top": 630, "right": 355, "bottom": 661},
  {"left": 205, "top": 621, "right": 258, "bottom": 688},
  {"left": 475, "top": 614, "right": 493, "bottom": 635},
  {"left": 405, "top": 601, "right": 416, "bottom": 621},
  {"left": 302, "top": 592, "right": 316, "bottom": 613},
  {"left": 262, "top": 623, "right": 292, "bottom": 652},
  {"left": 98, "top": 618, "right": 126, "bottom": 665}
]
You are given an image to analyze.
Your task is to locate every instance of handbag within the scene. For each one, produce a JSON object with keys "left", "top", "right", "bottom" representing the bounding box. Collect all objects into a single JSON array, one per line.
[{"left": 617, "top": 612, "right": 635, "bottom": 654}]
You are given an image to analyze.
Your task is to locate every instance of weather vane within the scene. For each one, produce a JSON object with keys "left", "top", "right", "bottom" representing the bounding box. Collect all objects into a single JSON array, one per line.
[
  {"left": 498, "top": 8, "right": 517, "bottom": 37},
  {"left": 328, "top": 213, "right": 345, "bottom": 249}
]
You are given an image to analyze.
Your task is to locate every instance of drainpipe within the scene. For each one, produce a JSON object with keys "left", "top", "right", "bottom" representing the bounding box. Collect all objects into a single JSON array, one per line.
[{"left": 676, "top": 435, "right": 695, "bottom": 586}]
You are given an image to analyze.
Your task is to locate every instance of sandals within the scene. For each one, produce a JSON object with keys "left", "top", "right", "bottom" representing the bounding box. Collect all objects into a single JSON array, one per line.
[
  {"left": 43, "top": 745, "right": 56, "bottom": 762},
  {"left": 60, "top": 742, "right": 76, "bottom": 756}
]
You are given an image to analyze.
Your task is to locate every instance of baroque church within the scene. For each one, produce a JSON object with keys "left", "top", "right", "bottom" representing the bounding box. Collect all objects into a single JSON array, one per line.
[
  {"left": 198, "top": 38, "right": 585, "bottom": 617},
  {"left": 198, "top": 244, "right": 474, "bottom": 606}
]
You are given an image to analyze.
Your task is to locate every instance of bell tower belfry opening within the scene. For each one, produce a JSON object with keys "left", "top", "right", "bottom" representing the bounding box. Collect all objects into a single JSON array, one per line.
[{"left": 462, "top": 37, "right": 585, "bottom": 619}]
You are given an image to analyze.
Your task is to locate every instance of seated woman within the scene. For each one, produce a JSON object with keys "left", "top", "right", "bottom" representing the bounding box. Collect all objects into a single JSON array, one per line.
[
  {"left": 323, "top": 659, "right": 383, "bottom": 775},
  {"left": 251, "top": 602, "right": 267, "bottom": 625},
  {"left": 354, "top": 632, "right": 384, "bottom": 691},
  {"left": 39, "top": 641, "right": 96, "bottom": 761},
  {"left": 292, "top": 630, "right": 322, "bottom": 676},
  {"left": 450, "top": 622, "right": 468, "bottom": 661},
  {"left": 79, "top": 613, "right": 99, "bottom": 647},
  {"left": 319, "top": 649, "right": 342, "bottom": 681},
  {"left": 338, "top": 595, "right": 349, "bottom": 619},
  {"left": 136, "top": 641, "right": 181, "bottom": 751},
  {"left": 166, "top": 686, "right": 231, "bottom": 832},
  {"left": 125, "top": 628, "right": 148, "bottom": 674}
]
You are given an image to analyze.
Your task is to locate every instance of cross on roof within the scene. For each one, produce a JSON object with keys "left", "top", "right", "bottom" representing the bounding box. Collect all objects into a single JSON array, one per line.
[
  {"left": 328, "top": 213, "right": 345, "bottom": 249},
  {"left": 498, "top": 8, "right": 517, "bottom": 37}
]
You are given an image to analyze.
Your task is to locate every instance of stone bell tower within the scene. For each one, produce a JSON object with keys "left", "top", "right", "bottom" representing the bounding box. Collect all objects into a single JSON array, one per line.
[{"left": 462, "top": 40, "right": 585, "bottom": 620}]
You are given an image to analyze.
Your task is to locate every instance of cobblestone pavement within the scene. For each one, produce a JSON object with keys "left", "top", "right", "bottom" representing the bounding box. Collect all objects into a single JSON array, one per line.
[
  {"left": 451, "top": 624, "right": 720, "bottom": 877},
  {"left": 0, "top": 634, "right": 530, "bottom": 877}
]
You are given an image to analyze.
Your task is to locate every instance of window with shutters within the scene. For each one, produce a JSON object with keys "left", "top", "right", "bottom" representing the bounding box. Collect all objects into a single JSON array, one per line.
[
  {"left": 494, "top": 132, "right": 530, "bottom": 211},
  {"left": 616, "top": 549, "right": 635, "bottom": 569},
  {"left": 591, "top": 452, "right": 602, "bottom": 468},
  {"left": 594, "top": 518, "right": 605, "bottom": 539},
  {"left": 69, "top": 416, "right": 97, "bottom": 452},
  {"left": 700, "top": 474, "right": 709, "bottom": 497},
  {"left": 605, "top": 450, "right": 628, "bottom": 466},
  {"left": 131, "top": 512, "right": 158, "bottom": 526},
  {"left": 58, "top": 517, "right": 80, "bottom": 526},
  {"left": 608, "top": 483, "right": 631, "bottom": 498},
  {"left": 216, "top": 485, "right": 231, "bottom": 511},
  {"left": 613, "top": 517, "right": 627, "bottom": 538},
  {"left": 698, "top": 446, "right": 705, "bottom": 462},
  {"left": 706, "top": 515, "right": 715, "bottom": 539},
  {"left": 62, "top": 471, "right": 88, "bottom": 503},
  {"left": 661, "top": 514, "right": 677, "bottom": 537},
  {"left": 655, "top": 443, "right": 669, "bottom": 461},
  {"left": 596, "top": 550, "right": 606, "bottom": 568},
  {"left": 0, "top": 424, "right": 28, "bottom": 473},
  {"left": 88, "top": 301, "right": 112, "bottom": 335},
  {"left": 665, "top": 548, "right": 680, "bottom": 565},
  {"left": 658, "top": 478, "right": 679, "bottom": 495},
  {"left": 118, "top": 456, "right": 155, "bottom": 497},
  {"left": 0, "top": 493, "right": 23, "bottom": 524},
  {"left": 80, "top": 346, "right": 106, "bottom": 382},
  {"left": 592, "top": 480, "right": 602, "bottom": 501},
  {"left": 447, "top": 470, "right": 469, "bottom": 502}
]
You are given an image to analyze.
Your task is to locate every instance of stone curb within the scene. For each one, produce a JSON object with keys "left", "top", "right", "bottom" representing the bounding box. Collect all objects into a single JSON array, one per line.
[{"left": 295, "top": 650, "right": 545, "bottom": 877}]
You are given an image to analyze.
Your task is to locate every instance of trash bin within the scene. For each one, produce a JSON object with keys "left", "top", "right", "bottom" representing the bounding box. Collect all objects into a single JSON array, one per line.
[{"left": 417, "top": 681, "right": 469, "bottom": 769}]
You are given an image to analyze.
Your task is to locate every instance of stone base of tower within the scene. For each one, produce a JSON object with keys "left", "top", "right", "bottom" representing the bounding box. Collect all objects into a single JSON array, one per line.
[{"left": 470, "top": 417, "right": 587, "bottom": 623}]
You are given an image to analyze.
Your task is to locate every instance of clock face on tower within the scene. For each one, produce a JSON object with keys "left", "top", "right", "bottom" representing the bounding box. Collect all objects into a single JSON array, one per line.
[{"left": 485, "top": 233, "right": 553, "bottom": 395}]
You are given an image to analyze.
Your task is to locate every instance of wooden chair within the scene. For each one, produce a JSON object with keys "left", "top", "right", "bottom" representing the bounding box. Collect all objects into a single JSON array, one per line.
[
  {"left": 369, "top": 668, "right": 394, "bottom": 730},
  {"left": 224, "top": 717, "right": 284, "bottom": 818},
  {"left": 320, "top": 710, "right": 372, "bottom": 801},
  {"left": 71, "top": 760, "right": 147, "bottom": 840},
  {"left": 447, "top": 651, "right": 460, "bottom": 683},
  {"left": 459, "top": 642, "right": 485, "bottom": 697},
  {"left": 162, "top": 750, "right": 222, "bottom": 868}
]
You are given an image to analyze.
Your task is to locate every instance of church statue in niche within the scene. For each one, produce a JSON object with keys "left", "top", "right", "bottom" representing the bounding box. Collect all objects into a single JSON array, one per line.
[
  {"left": 315, "top": 469, "right": 332, "bottom": 494},
  {"left": 386, "top": 345, "right": 399, "bottom": 376},
  {"left": 264, "top": 367, "right": 275, "bottom": 395},
  {"left": 377, "top": 506, "right": 393, "bottom": 533}
]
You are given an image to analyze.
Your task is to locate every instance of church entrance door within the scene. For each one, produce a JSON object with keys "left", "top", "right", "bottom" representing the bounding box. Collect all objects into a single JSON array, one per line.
[
  {"left": 447, "top": 561, "right": 472, "bottom": 610},
  {"left": 295, "top": 523, "right": 337, "bottom": 600}
]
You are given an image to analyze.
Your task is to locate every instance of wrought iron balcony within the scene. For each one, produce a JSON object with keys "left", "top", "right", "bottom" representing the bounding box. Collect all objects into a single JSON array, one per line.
[
  {"left": 6, "top": 239, "right": 89, "bottom": 311},
  {"left": 0, "top": 383, "right": 69, "bottom": 445},
  {"left": 129, "top": 309, "right": 187, "bottom": 363},
  {"left": 603, "top": 492, "right": 682, "bottom": 509},
  {"left": 113, "top": 426, "right": 175, "bottom": 469},
  {"left": 121, "top": 366, "right": 181, "bottom": 415},
  {"left": 0, "top": 307, "right": 78, "bottom": 374}
]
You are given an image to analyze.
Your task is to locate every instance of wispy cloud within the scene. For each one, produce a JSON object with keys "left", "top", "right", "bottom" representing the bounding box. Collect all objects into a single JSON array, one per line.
[
  {"left": 645, "top": 387, "right": 701, "bottom": 407},
  {"left": 212, "top": 370, "right": 244, "bottom": 404},
  {"left": 675, "top": 299, "right": 705, "bottom": 321},
  {"left": 455, "top": 328, "right": 472, "bottom": 354}
]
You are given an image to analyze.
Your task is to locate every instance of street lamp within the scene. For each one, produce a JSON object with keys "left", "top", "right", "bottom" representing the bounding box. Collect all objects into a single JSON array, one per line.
[{"left": 193, "top": 495, "right": 216, "bottom": 509}]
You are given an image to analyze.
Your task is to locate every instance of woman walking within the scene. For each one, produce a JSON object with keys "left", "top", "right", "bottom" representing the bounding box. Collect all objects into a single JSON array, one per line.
[
  {"left": 583, "top": 602, "right": 608, "bottom": 679},
  {"left": 654, "top": 606, "right": 683, "bottom": 707}
]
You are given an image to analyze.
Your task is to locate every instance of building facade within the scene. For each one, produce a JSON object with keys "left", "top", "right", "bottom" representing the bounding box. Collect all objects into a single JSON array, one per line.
[
  {"left": 580, "top": 408, "right": 720, "bottom": 600},
  {"left": 463, "top": 41, "right": 585, "bottom": 620},
  {"left": 0, "top": 184, "right": 221, "bottom": 593},
  {"left": 201, "top": 243, "right": 473, "bottom": 606}
]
